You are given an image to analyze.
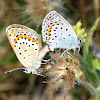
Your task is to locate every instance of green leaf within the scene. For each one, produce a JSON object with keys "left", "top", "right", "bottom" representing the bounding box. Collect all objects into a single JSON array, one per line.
[
  {"left": 88, "top": 51, "right": 95, "bottom": 61},
  {"left": 92, "top": 59, "right": 100, "bottom": 70},
  {"left": 96, "top": 93, "right": 100, "bottom": 100},
  {"left": 15, "top": 0, "right": 24, "bottom": 5},
  {"left": 76, "top": 53, "right": 90, "bottom": 70},
  {"left": 86, "top": 51, "right": 95, "bottom": 69},
  {"left": 83, "top": 18, "right": 100, "bottom": 59}
]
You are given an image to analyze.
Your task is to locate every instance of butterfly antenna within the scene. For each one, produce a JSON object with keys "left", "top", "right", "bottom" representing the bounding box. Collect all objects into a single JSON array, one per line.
[
  {"left": 57, "top": 43, "right": 73, "bottom": 60},
  {"left": 84, "top": 22, "right": 97, "bottom": 35}
]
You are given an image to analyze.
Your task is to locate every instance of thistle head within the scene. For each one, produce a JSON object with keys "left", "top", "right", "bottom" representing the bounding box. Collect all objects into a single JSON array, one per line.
[{"left": 44, "top": 51, "right": 85, "bottom": 98}]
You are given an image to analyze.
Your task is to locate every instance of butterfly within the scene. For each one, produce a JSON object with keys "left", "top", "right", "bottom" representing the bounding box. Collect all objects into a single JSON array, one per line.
[
  {"left": 6, "top": 24, "right": 49, "bottom": 75},
  {"left": 42, "top": 11, "right": 83, "bottom": 52}
]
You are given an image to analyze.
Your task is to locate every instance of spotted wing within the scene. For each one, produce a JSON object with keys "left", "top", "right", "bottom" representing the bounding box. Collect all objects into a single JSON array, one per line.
[
  {"left": 42, "top": 11, "right": 78, "bottom": 51},
  {"left": 6, "top": 24, "right": 42, "bottom": 69}
]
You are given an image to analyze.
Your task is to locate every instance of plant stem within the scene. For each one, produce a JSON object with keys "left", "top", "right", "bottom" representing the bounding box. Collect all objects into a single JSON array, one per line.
[
  {"left": 93, "top": 70, "right": 100, "bottom": 85},
  {"left": 77, "top": 79, "right": 100, "bottom": 94},
  {"left": 83, "top": 18, "right": 100, "bottom": 59}
]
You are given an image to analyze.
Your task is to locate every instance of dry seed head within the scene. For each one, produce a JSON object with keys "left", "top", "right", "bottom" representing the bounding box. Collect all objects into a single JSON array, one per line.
[
  {"left": 24, "top": 0, "right": 62, "bottom": 27},
  {"left": 45, "top": 52, "right": 84, "bottom": 97}
]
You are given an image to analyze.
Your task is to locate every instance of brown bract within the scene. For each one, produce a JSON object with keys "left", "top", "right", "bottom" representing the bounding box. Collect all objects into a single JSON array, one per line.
[{"left": 44, "top": 52, "right": 84, "bottom": 98}]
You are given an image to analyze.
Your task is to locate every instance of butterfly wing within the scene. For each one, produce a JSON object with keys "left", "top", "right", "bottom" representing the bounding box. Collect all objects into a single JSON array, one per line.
[
  {"left": 6, "top": 24, "right": 42, "bottom": 69},
  {"left": 42, "top": 11, "right": 79, "bottom": 51}
]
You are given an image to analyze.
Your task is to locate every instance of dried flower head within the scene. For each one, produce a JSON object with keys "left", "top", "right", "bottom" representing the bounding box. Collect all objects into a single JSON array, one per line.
[
  {"left": 23, "top": 0, "right": 62, "bottom": 27},
  {"left": 44, "top": 52, "right": 85, "bottom": 98}
]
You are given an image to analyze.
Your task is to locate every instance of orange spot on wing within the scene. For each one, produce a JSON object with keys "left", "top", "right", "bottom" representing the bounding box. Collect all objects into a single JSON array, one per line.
[
  {"left": 35, "top": 39, "right": 38, "bottom": 43},
  {"left": 49, "top": 26, "right": 51, "bottom": 29},
  {"left": 14, "top": 43, "right": 16, "bottom": 47},
  {"left": 16, "top": 35, "right": 20, "bottom": 40},
  {"left": 55, "top": 22, "right": 59, "bottom": 25},
  {"left": 14, "top": 39, "right": 17, "bottom": 43},
  {"left": 46, "top": 38, "right": 49, "bottom": 41},
  {"left": 20, "top": 33, "right": 24, "bottom": 39},
  {"left": 28, "top": 35, "right": 32, "bottom": 41},
  {"left": 32, "top": 39, "right": 35, "bottom": 42},
  {"left": 51, "top": 23, "right": 54, "bottom": 26},
  {"left": 46, "top": 33, "right": 50, "bottom": 36},
  {"left": 9, "top": 33, "right": 12, "bottom": 36},
  {"left": 8, "top": 28, "right": 11, "bottom": 30},
  {"left": 8, "top": 29, "right": 16, "bottom": 36},
  {"left": 11, "top": 29, "right": 16, "bottom": 34},
  {"left": 47, "top": 29, "right": 51, "bottom": 32},
  {"left": 24, "top": 34, "right": 28, "bottom": 39},
  {"left": 32, "top": 39, "right": 38, "bottom": 43}
]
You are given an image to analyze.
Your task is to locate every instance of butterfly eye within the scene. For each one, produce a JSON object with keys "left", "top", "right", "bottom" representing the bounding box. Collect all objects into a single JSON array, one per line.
[{"left": 78, "top": 37, "right": 83, "bottom": 43}]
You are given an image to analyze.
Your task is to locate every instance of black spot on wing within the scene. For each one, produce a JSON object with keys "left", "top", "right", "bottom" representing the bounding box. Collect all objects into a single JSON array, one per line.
[
  {"left": 19, "top": 52, "right": 22, "bottom": 55},
  {"left": 24, "top": 49, "right": 28, "bottom": 52},
  {"left": 19, "top": 47, "right": 21, "bottom": 49},
  {"left": 66, "top": 29, "right": 68, "bottom": 31}
]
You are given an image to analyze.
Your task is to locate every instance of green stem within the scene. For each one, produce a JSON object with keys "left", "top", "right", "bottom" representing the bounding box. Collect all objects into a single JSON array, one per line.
[
  {"left": 93, "top": 70, "right": 100, "bottom": 85},
  {"left": 83, "top": 18, "right": 100, "bottom": 59},
  {"left": 77, "top": 79, "right": 100, "bottom": 94}
]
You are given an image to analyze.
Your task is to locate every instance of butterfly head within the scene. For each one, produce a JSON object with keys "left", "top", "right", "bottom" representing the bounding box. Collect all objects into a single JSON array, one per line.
[{"left": 78, "top": 37, "right": 83, "bottom": 44}]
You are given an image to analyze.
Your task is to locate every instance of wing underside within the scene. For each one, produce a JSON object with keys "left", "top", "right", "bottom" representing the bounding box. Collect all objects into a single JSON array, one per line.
[
  {"left": 42, "top": 11, "right": 78, "bottom": 50},
  {"left": 6, "top": 24, "right": 42, "bottom": 69}
]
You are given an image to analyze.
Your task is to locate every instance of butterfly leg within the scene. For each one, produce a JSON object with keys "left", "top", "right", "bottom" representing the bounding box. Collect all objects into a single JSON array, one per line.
[
  {"left": 23, "top": 68, "right": 37, "bottom": 74},
  {"left": 49, "top": 45, "right": 55, "bottom": 51},
  {"left": 57, "top": 49, "right": 68, "bottom": 60},
  {"left": 5, "top": 67, "right": 26, "bottom": 73},
  {"left": 32, "top": 70, "right": 45, "bottom": 77},
  {"left": 73, "top": 48, "right": 76, "bottom": 54},
  {"left": 41, "top": 59, "right": 51, "bottom": 65},
  {"left": 5, "top": 67, "right": 42, "bottom": 75},
  {"left": 42, "top": 59, "right": 51, "bottom": 62},
  {"left": 23, "top": 68, "right": 45, "bottom": 76},
  {"left": 77, "top": 46, "right": 80, "bottom": 53}
]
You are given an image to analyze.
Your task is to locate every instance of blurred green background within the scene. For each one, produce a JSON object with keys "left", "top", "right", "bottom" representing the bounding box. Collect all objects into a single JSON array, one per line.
[{"left": 0, "top": 0, "right": 100, "bottom": 100}]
